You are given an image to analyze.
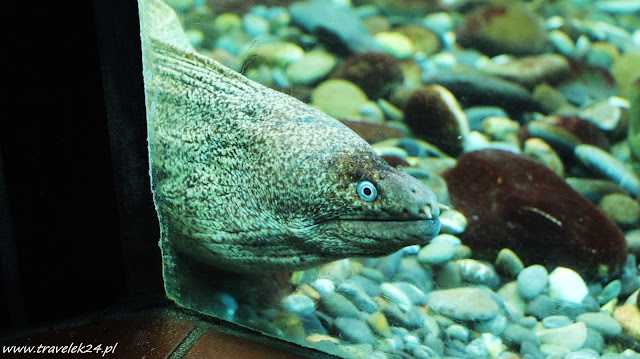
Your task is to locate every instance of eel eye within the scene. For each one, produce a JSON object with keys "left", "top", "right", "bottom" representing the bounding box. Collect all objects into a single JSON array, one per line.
[{"left": 357, "top": 180, "right": 378, "bottom": 202}]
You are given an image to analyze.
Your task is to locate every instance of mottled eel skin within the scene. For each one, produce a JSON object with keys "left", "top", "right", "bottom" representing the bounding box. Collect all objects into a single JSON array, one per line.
[{"left": 139, "top": 0, "right": 441, "bottom": 274}]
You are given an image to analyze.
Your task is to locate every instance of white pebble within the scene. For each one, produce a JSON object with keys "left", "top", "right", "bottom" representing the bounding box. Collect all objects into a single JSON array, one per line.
[
  {"left": 374, "top": 32, "right": 415, "bottom": 60},
  {"left": 423, "top": 12, "right": 454, "bottom": 34},
  {"left": 549, "top": 30, "right": 575, "bottom": 56},
  {"left": 548, "top": 267, "right": 589, "bottom": 304}
]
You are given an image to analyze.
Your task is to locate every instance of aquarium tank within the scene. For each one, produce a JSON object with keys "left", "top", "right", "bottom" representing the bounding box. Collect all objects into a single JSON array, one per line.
[{"left": 138, "top": 0, "right": 640, "bottom": 357}]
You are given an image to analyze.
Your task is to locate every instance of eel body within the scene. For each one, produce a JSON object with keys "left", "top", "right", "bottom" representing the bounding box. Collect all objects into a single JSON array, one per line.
[{"left": 139, "top": 0, "right": 441, "bottom": 273}]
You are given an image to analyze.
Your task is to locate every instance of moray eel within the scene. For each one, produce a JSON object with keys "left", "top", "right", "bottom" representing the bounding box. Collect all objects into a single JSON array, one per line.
[{"left": 139, "top": 0, "right": 441, "bottom": 274}]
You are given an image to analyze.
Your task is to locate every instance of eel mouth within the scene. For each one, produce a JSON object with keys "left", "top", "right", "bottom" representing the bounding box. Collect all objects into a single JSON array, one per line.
[{"left": 314, "top": 217, "right": 441, "bottom": 248}]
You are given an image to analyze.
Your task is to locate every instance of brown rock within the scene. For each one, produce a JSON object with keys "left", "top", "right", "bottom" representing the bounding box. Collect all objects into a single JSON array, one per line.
[
  {"left": 442, "top": 149, "right": 628, "bottom": 278},
  {"left": 613, "top": 305, "right": 640, "bottom": 341}
]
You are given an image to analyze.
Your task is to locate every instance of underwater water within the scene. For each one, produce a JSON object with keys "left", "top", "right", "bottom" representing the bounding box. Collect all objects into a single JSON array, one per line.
[{"left": 139, "top": 0, "right": 640, "bottom": 357}]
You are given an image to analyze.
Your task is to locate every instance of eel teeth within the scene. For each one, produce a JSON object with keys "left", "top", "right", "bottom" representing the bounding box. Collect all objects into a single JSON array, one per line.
[
  {"left": 438, "top": 203, "right": 450, "bottom": 211},
  {"left": 423, "top": 205, "right": 432, "bottom": 219}
]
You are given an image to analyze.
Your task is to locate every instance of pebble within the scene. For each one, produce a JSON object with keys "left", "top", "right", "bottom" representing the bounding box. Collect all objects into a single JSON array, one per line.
[
  {"left": 477, "top": 54, "right": 570, "bottom": 89},
  {"left": 548, "top": 267, "right": 589, "bottom": 304},
  {"left": 286, "top": 50, "right": 337, "bottom": 85},
  {"left": 311, "top": 79, "right": 369, "bottom": 119},
  {"left": 524, "top": 138, "right": 565, "bottom": 177},
  {"left": 566, "top": 349, "right": 600, "bottom": 359},
  {"left": 417, "top": 241, "right": 455, "bottom": 265},
  {"left": 373, "top": 32, "right": 414, "bottom": 59},
  {"left": 333, "top": 317, "right": 376, "bottom": 344},
  {"left": 465, "top": 106, "right": 509, "bottom": 132},
  {"left": 495, "top": 248, "right": 524, "bottom": 277},
  {"left": 382, "top": 302, "right": 425, "bottom": 329},
  {"left": 549, "top": 30, "right": 575, "bottom": 56},
  {"left": 393, "top": 282, "right": 427, "bottom": 306},
  {"left": 242, "top": 12, "right": 270, "bottom": 37},
  {"left": 497, "top": 281, "right": 527, "bottom": 315},
  {"left": 503, "top": 323, "right": 539, "bottom": 345},
  {"left": 365, "top": 311, "right": 392, "bottom": 338},
  {"left": 576, "top": 145, "right": 640, "bottom": 198},
  {"left": 427, "top": 287, "right": 500, "bottom": 321},
  {"left": 457, "top": 259, "right": 500, "bottom": 288},
  {"left": 536, "top": 322, "right": 588, "bottom": 350},
  {"left": 576, "top": 312, "right": 622, "bottom": 337},
  {"left": 337, "top": 281, "right": 378, "bottom": 313},
  {"left": 282, "top": 293, "right": 316, "bottom": 315},
  {"left": 542, "top": 315, "right": 573, "bottom": 329},
  {"left": 289, "top": 1, "right": 381, "bottom": 53},
  {"left": 446, "top": 324, "right": 470, "bottom": 342},
  {"left": 320, "top": 291, "right": 361, "bottom": 318},
  {"left": 380, "top": 283, "right": 412, "bottom": 311},
  {"left": 613, "top": 305, "right": 640, "bottom": 341},
  {"left": 598, "top": 279, "right": 622, "bottom": 304},
  {"left": 476, "top": 314, "right": 508, "bottom": 336},
  {"left": 438, "top": 209, "right": 468, "bottom": 234},
  {"left": 599, "top": 193, "right": 640, "bottom": 227},
  {"left": 517, "top": 265, "right": 549, "bottom": 300}
]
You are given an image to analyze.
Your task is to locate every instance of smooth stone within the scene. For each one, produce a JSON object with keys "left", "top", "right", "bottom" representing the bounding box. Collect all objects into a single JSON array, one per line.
[
  {"left": 477, "top": 54, "right": 570, "bottom": 89},
  {"left": 320, "top": 291, "right": 361, "bottom": 318},
  {"left": 576, "top": 312, "right": 622, "bottom": 337},
  {"left": 403, "top": 84, "right": 469, "bottom": 157},
  {"left": 286, "top": 50, "right": 336, "bottom": 85},
  {"left": 536, "top": 322, "right": 588, "bottom": 350},
  {"left": 613, "top": 305, "right": 640, "bottom": 341},
  {"left": 380, "top": 282, "right": 412, "bottom": 310},
  {"left": 374, "top": 32, "right": 415, "bottom": 60},
  {"left": 365, "top": 311, "right": 392, "bottom": 338},
  {"left": 438, "top": 209, "right": 467, "bottom": 234},
  {"left": 599, "top": 193, "right": 640, "bottom": 227},
  {"left": 300, "top": 313, "right": 327, "bottom": 335},
  {"left": 542, "top": 315, "right": 573, "bottom": 329},
  {"left": 520, "top": 340, "right": 545, "bottom": 359},
  {"left": 456, "top": 259, "right": 500, "bottom": 288},
  {"left": 442, "top": 149, "right": 629, "bottom": 277},
  {"left": 422, "top": 69, "right": 541, "bottom": 113},
  {"left": 477, "top": 315, "right": 509, "bottom": 337},
  {"left": 395, "top": 257, "right": 433, "bottom": 293},
  {"left": 282, "top": 293, "right": 316, "bottom": 315},
  {"left": 349, "top": 275, "right": 381, "bottom": 297},
  {"left": 497, "top": 281, "right": 526, "bottom": 316},
  {"left": 540, "top": 344, "right": 571, "bottom": 356},
  {"left": 312, "top": 278, "right": 336, "bottom": 294},
  {"left": 582, "top": 328, "right": 605, "bottom": 353},
  {"left": 549, "top": 30, "right": 575, "bottom": 56},
  {"left": 289, "top": 1, "right": 381, "bottom": 53},
  {"left": 338, "top": 281, "right": 378, "bottom": 313},
  {"left": 520, "top": 316, "right": 538, "bottom": 328},
  {"left": 575, "top": 145, "right": 640, "bottom": 198},
  {"left": 331, "top": 52, "right": 404, "bottom": 100},
  {"left": 565, "top": 349, "right": 600, "bottom": 359},
  {"left": 417, "top": 241, "right": 455, "bottom": 265},
  {"left": 598, "top": 279, "right": 622, "bottom": 304},
  {"left": 517, "top": 265, "right": 549, "bottom": 300},
  {"left": 382, "top": 302, "right": 425, "bottom": 329},
  {"left": 311, "top": 79, "right": 369, "bottom": 119},
  {"left": 566, "top": 178, "right": 629, "bottom": 203},
  {"left": 524, "top": 138, "right": 564, "bottom": 177},
  {"left": 624, "top": 229, "right": 640, "bottom": 257},
  {"left": 395, "top": 25, "right": 440, "bottom": 56},
  {"left": 333, "top": 317, "right": 376, "bottom": 344},
  {"left": 430, "top": 233, "right": 462, "bottom": 247},
  {"left": 526, "top": 295, "right": 558, "bottom": 319},
  {"left": 242, "top": 13, "right": 269, "bottom": 37},
  {"left": 548, "top": 267, "right": 589, "bottom": 304},
  {"left": 434, "top": 261, "right": 461, "bottom": 289},
  {"left": 446, "top": 324, "right": 469, "bottom": 342},
  {"left": 503, "top": 323, "right": 539, "bottom": 346},
  {"left": 456, "top": 2, "right": 548, "bottom": 56},
  {"left": 375, "top": 249, "right": 404, "bottom": 280},
  {"left": 393, "top": 282, "right": 427, "bottom": 306},
  {"left": 495, "top": 248, "right": 524, "bottom": 277},
  {"left": 427, "top": 287, "right": 499, "bottom": 321},
  {"left": 423, "top": 12, "right": 454, "bottom": 34},
  {"left": 465, "top": 106, "right": 509, "bottom": 132}
]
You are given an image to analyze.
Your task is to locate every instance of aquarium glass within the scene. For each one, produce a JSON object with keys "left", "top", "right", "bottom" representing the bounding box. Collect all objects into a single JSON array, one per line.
[{"left": 138, "top": 0, "right": 640, "bottom": 357}]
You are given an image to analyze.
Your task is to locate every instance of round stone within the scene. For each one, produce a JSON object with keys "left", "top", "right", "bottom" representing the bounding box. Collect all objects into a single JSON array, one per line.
[
  {"left": 333, "top": 317, "right": 376, "bottom": 344},
  {"left": 613, "top": 305, "right": 640, "bottom": 341},
  {"left": 374, "top": 32, "right": 415, "bottom": 59},
  {"left": 517, "top": 265, "right": 548, "bottom": 300},
  {"left": 427, "top": 287, "right": 499, "bottom": 321},
  {"left": 311, "top": 79, "right": 369, "bottom": 119},
  {"left": 495, "top": 248, "right": 524, "bottom": 277},
  {"left": 417, "top": 241, "right": 455, "bottom": 265},
  {"left": 286, "top": 50, "right": 337, "bottom": 85},
  {"left": 576, "top": 312, "right": 622, "bottom": 337},
  {"left": 542, "top": 315, "right": 573, "bottom": 329},
  {"left": 536, "top": 322, "right": 588, "bottom": 350},
  {"left": 282, "top": 293, "right": 316, "bottom": 315},
  {"left": 599, "top": 193, "right": 640, "bottom": 227},
  {"left": 548, "top": 267, "right": 589, "bottom": 304},
  {"left": 597, "top": 279, "right": 622, "bottom": 304}
]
